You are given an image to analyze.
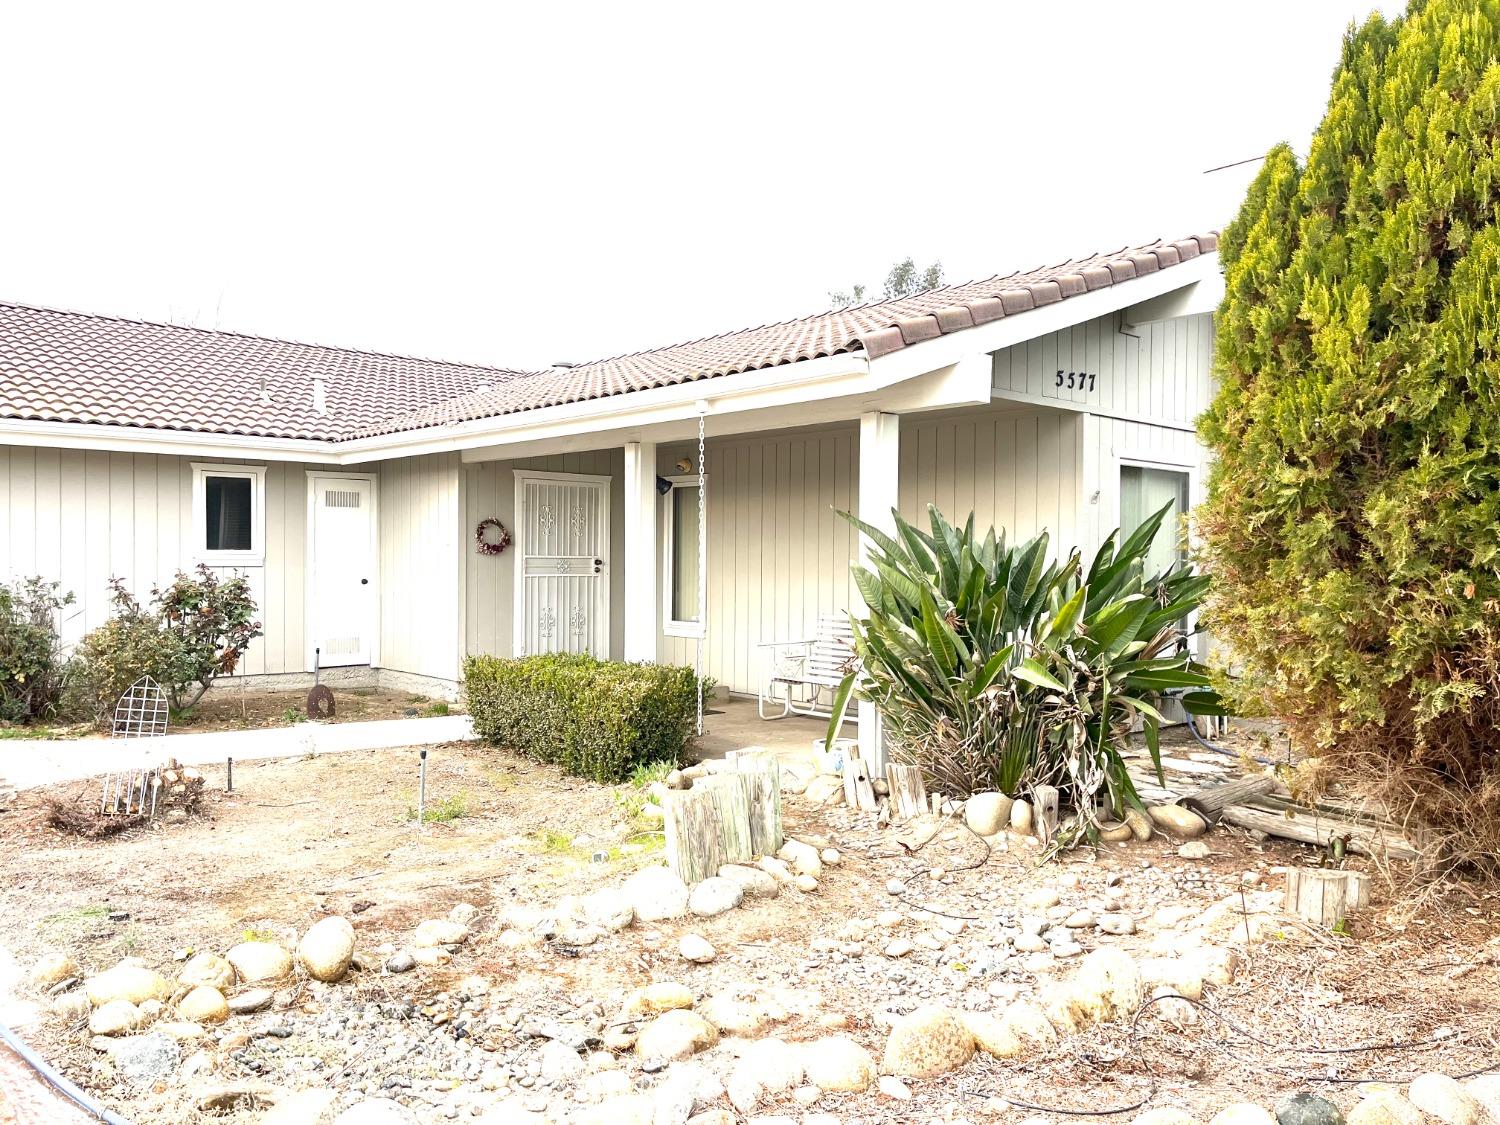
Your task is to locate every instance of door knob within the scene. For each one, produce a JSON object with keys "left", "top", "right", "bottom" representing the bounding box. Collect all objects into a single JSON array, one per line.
[{"left": 361, "top": 578, "right": 369, "bottom": 585}]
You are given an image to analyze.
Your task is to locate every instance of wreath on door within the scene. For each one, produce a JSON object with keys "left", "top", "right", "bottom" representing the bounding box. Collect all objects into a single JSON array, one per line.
[{"left": 474, "top": 518, "right": 512, "bottom": 556}]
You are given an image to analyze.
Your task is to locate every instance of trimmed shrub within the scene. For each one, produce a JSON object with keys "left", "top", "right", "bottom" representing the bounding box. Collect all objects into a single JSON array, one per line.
[
  {"left": 0, "top": 577, "right": 74, "bottom": 723},
  {"left": 1198, "top": 0, "right": 1500, "bottom": 863},
  {"left": 463, "top": 653, "right": 701, "bottom": 783}
]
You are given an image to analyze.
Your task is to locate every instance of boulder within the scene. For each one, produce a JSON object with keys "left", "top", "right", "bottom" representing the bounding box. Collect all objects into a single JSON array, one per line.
[
  {"left": 582, "top": 888, "right": 636, "bottom": 931},
  {"left": 1347, "top": 1091, "right": 1423, "bottom": 1125},
  {"left": 1001, "top": 999, "right": 1058, "bottom": 1052},
  {"left": 298, "top": 916, "right": 356, "bottom": 982},
  {"left": 697, "top": 993, "right": 776, "bottom": 1037},
  {"left": 635, "top": 1009, "right": 718, "bottom": 1062},
  {"left": 679, "top": 935, "right": 716, "bottom": 964},
  {"left": 89, "top": 999, "right": 142, "bottom": 1036},
  {"left": 776, "top": 839, "right": 823, "bottom": 878},
  {"left": 1099, "top": 821, "right": 1135, "bottom": 843},
  {"left": 1178, "top": 841, "right": 1211, "bottom": 860},
  {"left": 178, "top": 986, "right": 229, "bottom": 1024},
  {"left": 156, "top": 1021, "right": 205, "bottom": 1041},
  {"left": 227, "top": 987, "right": 275, "bottom": 1014},
  {"left": 331, "top": 1100, "right": 420, "bottom": 1124},
  {"left": 1124, "top": 807, "right": 1154, "bottom": 841},
  {"left": 1133, "top": 1112, "right": 1200, "bottom": 1125},
  {"left": 738, "top": 1037, "right": 804, "bottom": 1092},
  {"left": 802, "top": 1035, "right": 876, "bottom": 1092},
  {"left": 1211, "top": 1107, "right": 1278, "bottom": 1125},
  {"left": 716, "top": 864, "right": 779, "bottom": 899},
  {"left": 1009, "top": 799, "right": 1034, "bottom": 834},
  {"left": 1067, "top": 948, "right": 1144, "bottom": 1026},
  {"left": 29, "top": 952, "right": 79, "bottom": 987},
  {"left": 964, "top": 792, "right": 1013, "bottom": 837},
  {"left": 622, "top": 865, "right": 691, "bottom": 922},
  {"left": 179, "top": 953, "right": 235, "bottom": 992},
  {"left": 803, "top": 775, "right": 845, "bottom": 806},
  {"left": 410, "top": 919, "right": 469, "bottom": 948},
  {"left": 110, "top": 1032, "right": 180, "bottom": 1086},
  {"left": 259, "top": 1089, "right": 339, "bottom": 1125},
  {"left": 688, "top": 877, "right": 744, "bottom": 918},
  {"left": 85, "top": 962, "right": 171, "bottom": 1007},
  {"left": 540, "top": 1039, "right": 585, "bottom": 1083},
  {"left": 1408, "top": 1074, "right": 1485, "bottom": 1125},
  {"left": 623, "top": 982, "right": 695, "bottom": 1016},
  {"left": 1468, "top": 1076, "right": 1500, "bottom": 1119},
  {"left": 960, "top": 1010, "right": 1022, "bottom": 1059},
  {"left": 1148, "top": 803, "right": 1209, "bottom": 839},
  {"left": 226, "top": 941, "right": 293, "bottom": 985},
  {"left": 880, "top": 1005, "right": 974, "bottom": 1078},
  {"left": 1275, "top": 1093, "right": 1346, "bottom": 1125}
]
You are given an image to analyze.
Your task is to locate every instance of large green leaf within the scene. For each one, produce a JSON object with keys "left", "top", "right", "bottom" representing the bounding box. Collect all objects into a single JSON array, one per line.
[{"left": 1013, "top": 658, "right": 1067, "bottom": 693}]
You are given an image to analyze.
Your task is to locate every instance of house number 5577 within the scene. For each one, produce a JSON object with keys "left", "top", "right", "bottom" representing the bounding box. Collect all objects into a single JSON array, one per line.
[{"left": 1056, "top": 370, "right": 1097, "bottom": 391}]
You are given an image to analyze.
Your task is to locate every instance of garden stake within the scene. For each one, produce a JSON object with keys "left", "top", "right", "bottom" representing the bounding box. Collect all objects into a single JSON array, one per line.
[
  {"left": 418, "top": 749, "right": 428, "bottom": 831},
  {"left": 227, "top": 757, "right": 234, "bottom": 793}
]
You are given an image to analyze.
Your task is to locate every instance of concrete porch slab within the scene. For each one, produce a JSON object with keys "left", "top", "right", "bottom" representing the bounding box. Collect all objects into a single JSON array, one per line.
[{"left": 688, "top": 695, "right": 851, "bottom": 784}]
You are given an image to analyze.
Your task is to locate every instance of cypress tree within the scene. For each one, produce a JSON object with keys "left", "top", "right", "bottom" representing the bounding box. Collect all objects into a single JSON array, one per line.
[{"left": 1200, "top": 0, "right": 1500, "bottom": 853}]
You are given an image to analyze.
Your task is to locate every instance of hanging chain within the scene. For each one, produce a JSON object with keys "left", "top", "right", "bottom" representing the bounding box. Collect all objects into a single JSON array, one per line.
[{"left": 695, "top": 409, "right": 707, "bottom": 737}]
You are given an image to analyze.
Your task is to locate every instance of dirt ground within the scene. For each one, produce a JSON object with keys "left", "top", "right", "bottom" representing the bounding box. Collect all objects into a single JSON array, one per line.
[{"left": 3, "top": 742, "right": 1500, "bottom": 1123}]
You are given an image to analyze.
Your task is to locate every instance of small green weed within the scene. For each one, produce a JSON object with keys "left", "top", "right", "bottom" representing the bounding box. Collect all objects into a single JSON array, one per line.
[
  {"left": 1331, "top": 917, "right": 1352, "bottom": 938},
  {"left": 0, "top": 725, "right": 59, "bottom": 740},
  {"left": 241, "top": 926, "right": 278, "bottom": 943},
  {"left": 533, "top": 828, "right": 575, "bottom": 854},
  {"left": 628, "top": 760, "right": 675, "bottom": 789},
  {"left": 281, "top": 707, "right": 307, "bottom": 726},
  {"left": 423, "top": 700, "right": 450, "bottom": 717},
  {"left": 406, "top": 792, "right": 471, "bottom": 824}
]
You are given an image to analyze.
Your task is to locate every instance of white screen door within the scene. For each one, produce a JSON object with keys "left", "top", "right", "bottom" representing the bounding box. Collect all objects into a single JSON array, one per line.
[
  {"left": 309, "top": 475, "right": 377, "bottom": 667},
  {"left": 514, "top": 472, "right": 610, "bottom": 657}
]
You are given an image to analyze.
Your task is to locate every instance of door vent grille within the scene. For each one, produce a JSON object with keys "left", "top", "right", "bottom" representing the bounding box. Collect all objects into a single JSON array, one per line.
[
  {"left": 325, "top": 490, "right": 362, "bottom": 508},
  {"left": 324, "top": 636, "right": 361, "bottom": 655}
]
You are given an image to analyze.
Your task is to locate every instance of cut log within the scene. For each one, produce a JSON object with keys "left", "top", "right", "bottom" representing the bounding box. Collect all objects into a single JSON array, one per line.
[
  {"left": 886, "top": 763, "right": 926, "bottom": 821},
  {"left": 1180, "top": 776, "right": 1278, "bottom": 824},
  {"left": 1284, "top": 867, "right": 1371, "bottom": 927},
  {"left": 1032, "top": 784, "right": 1060, "bottom": 846},
  {"left": 842, "top": 748, "right": 876, "bottom": 812},
  {"left": 1218, "top": 803, "right": 1420, "bottom": 862},
  {"left": 664, "top": 788, "right": 726, "bottom": 885},
  {"left": 696, "top": 775, "right": 753, "bottom": 865},
  {"left": 735, "top": 761, "right": 783, "bottom": 856}
]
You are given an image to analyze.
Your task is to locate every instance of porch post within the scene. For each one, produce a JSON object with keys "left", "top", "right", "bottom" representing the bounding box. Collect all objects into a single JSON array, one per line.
[
  {"left": 623, "top": 441, "right": 658, "bottom": 663},
  {"left": 857, "top": 411, "right": 900, "bottom": 774}
]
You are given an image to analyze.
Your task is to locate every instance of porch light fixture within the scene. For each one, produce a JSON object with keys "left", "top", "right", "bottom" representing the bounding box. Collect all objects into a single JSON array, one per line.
[{"left": 655, "top": 475, "right": 674, "bottom": 496}]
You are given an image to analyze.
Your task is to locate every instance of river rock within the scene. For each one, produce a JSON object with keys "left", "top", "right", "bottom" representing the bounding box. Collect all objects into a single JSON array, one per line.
[
  {"left": 776, "top": 839, "right": 823, "bottom": 878},
  {"left": 803, "top": 775, "right": 845, "bottom": 806},
  {"left": 1408, "top": 1074, "right": 1484, "bottom": 1125},
  {"left": 623, "top": 865, "right": 691, "bottom": 922},
  {"left": 960, "top": 1011, "right": 1022, "bottom": 1059},
  {"left": 802, "top": 1035, "right": 876, "bottom": 1092},
  {"left": 880, "top": 1005, "right": 974, "bottom": 1078},
  {"left": 1099, "top": 821, "right": 1135, "bottom": 843},
  {"left": 581, "top": 888, "right": 635, "bottom": 931},
  {"left": 1124, "top": 807, "right": 1154, "bottom": 841},
  {"left": 259, "top": 1089, "right": 339, "bottom": 1125},
  {"left": 689, "top": 877, "right": 744, "bottom": 918},
  {"left": 964, "top": 792, "right": 1013, "bottom": 837},
  {"left": 89, "top": 999, "right": 142, "bottom": 1036},
  {"left": 1211, "top": 1106, "right": 1278, "bottom": 1125},
  {"left": 178, "top": 986, "right": 229, "bottom": 1024},
  {"left": 1002, "top": 999, "right": 1058, "bottom": 1051},
  {"left": 623, "top": 982, "right": 695, "bottom": 1016},
  {"left": 1067, "top": 948, "right": 1144, "bottom": 1026},
  {"left": 1148, "top": 803, "right": 1208, "bottom": 839},
  {"left": 1010, "top": 799, "right": 1034, "bottom": 834},
  {"left": 1098, "top": 913, "right": 1137, "bottom": 936},
  {"left": 85, "top": 962, "right": 171, "bottom": 1007},
  {"left": 636, "top": 1009, "right": 718, "bottom": 1062},
  {"left": 1178, "top": 841, "right": 1211, "bottom": 860},
  {"left": 111, "top": 1032, "right": 180, "bottom": 1086},
  {"left": 298, "top": 916, "right": 356, "bottom": 982},
  {"left": 411, "top": 919, "right": 468, "bottom": 948},
  {"left": 1133, "top": 1112, "right": 1199, "bottom": 1125},
  {"left": 716, "top": 864, "right": 779, "bottom": 899},
  {"left": 226, "top": 941, "right": 293, "bottom": 984},
  {"left": 29, "top": 952, "right": 79, "bottom": 987},
  {"left": 1275, "top": 1093, "right": 1345, "bottom": 1125},
  {"left": 1468, "top": 1076, "right": 1500, "bottom": 1118},
  {"left": 739, "top": 1037, "right": 804, "bottom": 1092},
  {"left": 1347, "top": 1091, "right": 1423, "bottom": 1125},
  {"left": 179, "top": 953, "right": 235, "bottom": 992},
  {"left": 331, "top": 1100, "right": 420, "bottom": 1124},
  {"left": 679, "top": 935, "right": 716, "bottom": 964}
]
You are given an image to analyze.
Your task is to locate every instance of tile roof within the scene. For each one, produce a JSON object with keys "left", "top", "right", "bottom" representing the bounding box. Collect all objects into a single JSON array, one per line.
[
  {"left": 0, "top": 233, "right": 1216, "bottom": 444},
  {"left": 356, "top": 234, "right": 1218, "bottom": 438},
  {"left": 0, "top": 303, "right": 525, "bottom": 440}
]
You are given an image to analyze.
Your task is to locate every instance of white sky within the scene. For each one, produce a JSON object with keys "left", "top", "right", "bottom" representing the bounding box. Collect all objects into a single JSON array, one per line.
[{"left": 0, "top": 1, "right": 1396, "bottom": 373}]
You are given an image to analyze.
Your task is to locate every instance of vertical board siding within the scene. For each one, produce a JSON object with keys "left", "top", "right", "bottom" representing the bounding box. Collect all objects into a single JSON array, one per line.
[
  {"left": 992, "top": 311, "right": 1214, "bottom": 428},
  {"left": 377, "top": 452, "right": 465, "bottom": 682},
  {"left": 0, "top": 448, "right": 316, "bottom": 674},
  {"left": 1080, "top": 417, "right": 1209, "bottom": 562},
  {"left": 462, "top": 449, "right": 625, "bottom": 661}
]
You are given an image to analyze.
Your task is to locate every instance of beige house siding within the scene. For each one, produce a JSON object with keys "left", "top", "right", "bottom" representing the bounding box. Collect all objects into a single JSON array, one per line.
[
  {"left": 376, "top": 452, "right": 465, "bottom": 683},
  {"left": 0, "top": 448, "right": 316, "bottom": 675},
  {"left": 991, "top": 310, "right": 1213, "bottom": 428},
  {"left": 462, "top": 449, "right": 626, "bottom": 661}
]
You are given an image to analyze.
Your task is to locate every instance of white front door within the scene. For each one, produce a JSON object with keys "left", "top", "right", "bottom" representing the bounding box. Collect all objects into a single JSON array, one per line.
[
  {"left": 308, "top": 474, "right": 377, "bottom": 667},
  {"left": 514, "top": 472, "right": 610, "bottom": 657}
]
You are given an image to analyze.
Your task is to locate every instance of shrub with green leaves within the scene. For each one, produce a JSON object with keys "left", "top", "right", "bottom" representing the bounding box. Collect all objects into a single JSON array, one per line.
[
  {"left": 827, "top": 505, "right": 1215, "bottom": 839},
  {"left": 0, "top": 577, "right": 74, "bottom": 723},
  {"left": 463, "top": 653, "right": 701, "bottom": 784},
  {"left": 1198, "top": 0, "right": 1500, "bottom": 855}
]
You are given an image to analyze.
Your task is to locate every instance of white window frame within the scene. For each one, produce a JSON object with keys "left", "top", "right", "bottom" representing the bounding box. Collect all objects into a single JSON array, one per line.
[
  {"left": 191, "top": 462, "right": 267, "bottom": 567},
  {"left": 662, "top": 474, "right": 706, "bottom": 639},
  {"left": 1116, "top": 453, "right": 1200, "bottom": 657}
]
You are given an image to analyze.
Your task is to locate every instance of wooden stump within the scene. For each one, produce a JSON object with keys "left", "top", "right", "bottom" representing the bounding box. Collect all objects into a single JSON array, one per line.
[
  {"left": 1284, "top": 867, "right": 1370, "bottom": 927},
  {"left": 886, "top": 763, "right": 926, "bottom": 821},
  {"left": 843, "top": 748, "right": 876, "bottom": 812},
  {"left": 1032, "top": 784, "right": 1060, "bottom": 846},
  {"left": 735, "top": 761, "right": 783, "bottom": 857},
  {"left": 697, "top": 775, "right": 754, "bottom": 864},
  {"left": 665, "top": 788, "right": 726, "bottom": 885}
]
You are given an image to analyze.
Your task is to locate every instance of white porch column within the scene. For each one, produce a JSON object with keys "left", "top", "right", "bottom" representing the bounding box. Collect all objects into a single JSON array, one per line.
[
  {"left": 857, "top": 411, "right": 900, "bottom": 773},
  {"left": 623, "top": 441, "right": 659, "bottom": 663}
]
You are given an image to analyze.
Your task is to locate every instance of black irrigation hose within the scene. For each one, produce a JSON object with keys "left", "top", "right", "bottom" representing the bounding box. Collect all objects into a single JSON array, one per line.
[{"left": 0, "top": 1021, "right": 134, "bottom": 1125}]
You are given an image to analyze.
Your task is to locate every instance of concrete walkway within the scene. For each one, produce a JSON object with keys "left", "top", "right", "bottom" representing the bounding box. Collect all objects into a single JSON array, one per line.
[{"left": 0, "top": 714, "right": 476, "bottom": 792}]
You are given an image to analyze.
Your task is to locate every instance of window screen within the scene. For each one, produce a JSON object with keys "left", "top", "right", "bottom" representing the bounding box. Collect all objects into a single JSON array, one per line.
[
  {"left": 1120, "top": 465, "right": 1188, "bottom": 575},
  {"left": 671, "top": 484, "right": 701, "bottom": 623},
  {"left": 205, "top": 475, "right": 253, "bottom": 552}
]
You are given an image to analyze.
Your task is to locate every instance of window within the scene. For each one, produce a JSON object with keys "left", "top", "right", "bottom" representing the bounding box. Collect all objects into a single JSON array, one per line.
[
  {"left": 192, "top": 463, "right": 266, "bottom": 566},
  {"left": 664, "top": 477, "right": 704, "bottom": 637},
  {"left": 1120, "top": 464, "right": 1190, "bottom": 574}
]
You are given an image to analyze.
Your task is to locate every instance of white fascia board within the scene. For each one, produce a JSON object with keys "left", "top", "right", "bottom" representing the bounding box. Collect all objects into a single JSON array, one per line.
[
  {"left": 0, "top": 417, "right": 342, "bottom": 463},
  {"left": 866, "top": 254, "right": 1221, "bottom": 386},
  {"left": 1122, "top": 273, "right": 1226, "bottom": 327}
]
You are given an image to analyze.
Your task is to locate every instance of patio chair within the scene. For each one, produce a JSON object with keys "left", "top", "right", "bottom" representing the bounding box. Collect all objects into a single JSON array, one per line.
[{"left": 758, "top": 613, "right": 859, "bottom": 722}]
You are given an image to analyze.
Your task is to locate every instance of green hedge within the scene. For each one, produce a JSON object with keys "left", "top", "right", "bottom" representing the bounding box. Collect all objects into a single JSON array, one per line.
[{"left": 462, "top": 653, "right": 700, "bottom": 783}]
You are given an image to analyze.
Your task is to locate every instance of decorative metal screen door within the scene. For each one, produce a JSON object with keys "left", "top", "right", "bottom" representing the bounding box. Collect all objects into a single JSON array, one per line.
[
  {"left": 513, "top": 472, "right": 610, "bottom": 656},
  {"left": 308, "top": 474, "right": 377, "bottom": 666}
]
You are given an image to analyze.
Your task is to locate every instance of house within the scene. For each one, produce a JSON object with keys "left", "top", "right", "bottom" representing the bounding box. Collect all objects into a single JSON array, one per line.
[{"left": 0, "top": 233, "right": 1221, "bottom": 762}]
